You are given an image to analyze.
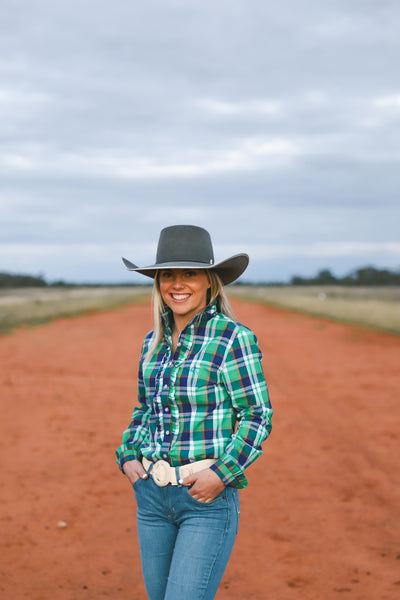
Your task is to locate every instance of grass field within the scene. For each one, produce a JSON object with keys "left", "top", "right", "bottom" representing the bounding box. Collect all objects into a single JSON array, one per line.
[
  {"left": 1, "top": 285, "right": 399, "bottom": 335},
  {"left": 227, "top": 285, "right": 400, "bottom": 334},
  {"left": 0, "top": 286, "right": 152, "bottom": 334}
]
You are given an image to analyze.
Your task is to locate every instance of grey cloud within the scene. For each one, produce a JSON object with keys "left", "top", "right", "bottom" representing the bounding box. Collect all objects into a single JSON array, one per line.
[{"left": 1, "top": 0, "right": 399, "bottom": 282}]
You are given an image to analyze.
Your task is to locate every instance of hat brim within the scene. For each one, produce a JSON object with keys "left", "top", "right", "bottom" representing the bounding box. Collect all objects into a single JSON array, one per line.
[{"left": 122, "top": 254, "right": 249, "bottom": 286}]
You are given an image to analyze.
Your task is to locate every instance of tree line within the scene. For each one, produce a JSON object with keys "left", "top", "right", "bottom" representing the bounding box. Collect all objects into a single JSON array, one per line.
[
  {"left": 0, "top": 272, "right": 48, "bottom": 287},
  {"left": 290, "top": 266, "right": 400, "bottom": 286},
  {"left": 0, "top": 272, "right": 137, "bottom": 288},
  {"left": 1, "top": 265, "right": 399, "bottom": 288}
]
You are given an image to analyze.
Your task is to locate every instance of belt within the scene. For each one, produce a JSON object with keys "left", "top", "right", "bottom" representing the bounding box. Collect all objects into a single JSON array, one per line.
[{"left": 142, "top": 457, "right": 217, "bottom": 487}]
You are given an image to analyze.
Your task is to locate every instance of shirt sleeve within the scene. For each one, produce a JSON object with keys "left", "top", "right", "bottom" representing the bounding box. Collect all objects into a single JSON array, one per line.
[
  {"left": 210, "top": 327, "right": 273, "bottom": 488},
  {"left": 115, "top": 342, "right": 152, "bottom": 473}
]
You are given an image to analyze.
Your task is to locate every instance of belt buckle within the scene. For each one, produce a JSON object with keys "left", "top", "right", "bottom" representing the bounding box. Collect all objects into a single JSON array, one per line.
[{"left": 151, "top": 460, "right": 171, "bottom": 487}]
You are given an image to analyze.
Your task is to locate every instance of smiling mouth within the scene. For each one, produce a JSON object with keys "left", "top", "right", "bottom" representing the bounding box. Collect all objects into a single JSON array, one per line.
[{"left": 171, "top": 294, "right": 191, "bottom": 301}]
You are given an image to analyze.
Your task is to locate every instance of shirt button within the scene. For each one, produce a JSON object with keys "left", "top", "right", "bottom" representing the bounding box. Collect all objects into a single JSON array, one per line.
[
  {"left": 163, "top": 454, "right": 168, "bottom": 459},
  {"left": 164, "top": 407, "right": 169, "bottom": 412},
  {"left": 166, "top": 430, "right": 170, "bottom": 435}
]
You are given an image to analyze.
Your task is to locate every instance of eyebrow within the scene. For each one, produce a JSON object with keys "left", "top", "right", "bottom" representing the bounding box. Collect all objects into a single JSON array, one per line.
[{"left": 161, "top": 269, "right": 198, "bottom": 273}]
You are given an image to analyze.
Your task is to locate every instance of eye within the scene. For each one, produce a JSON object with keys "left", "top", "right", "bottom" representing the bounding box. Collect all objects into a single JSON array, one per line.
[
  {"left": 160, "top": 270, "right": 172, "bottom": 279},
  {"left": 185, "top": 270, "right": 197, "bottom": 277}
]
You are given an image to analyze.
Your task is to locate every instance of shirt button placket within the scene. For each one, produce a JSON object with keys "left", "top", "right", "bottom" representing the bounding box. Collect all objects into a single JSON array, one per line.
[{"left": 161, "top": 374, "right": 172, "bottom": 458}]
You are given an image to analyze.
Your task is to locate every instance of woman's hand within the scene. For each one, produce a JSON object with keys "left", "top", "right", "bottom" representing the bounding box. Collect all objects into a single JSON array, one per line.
[
  {"left": 182, "top": 468, "right": 225, "bottom": 503},
  {"left": 122, "top": 459, "right": 149, "bottom": 485}
]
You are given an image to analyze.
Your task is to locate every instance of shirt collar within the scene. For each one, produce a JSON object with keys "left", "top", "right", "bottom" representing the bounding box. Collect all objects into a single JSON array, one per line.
[{"left": 161, "top": 300, "right": 217, "bottom": 335}]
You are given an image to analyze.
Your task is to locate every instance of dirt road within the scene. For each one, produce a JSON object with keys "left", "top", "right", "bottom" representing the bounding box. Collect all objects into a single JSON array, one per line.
[{"left": 1, "top": 299, "right": 399, "bottom": 599}]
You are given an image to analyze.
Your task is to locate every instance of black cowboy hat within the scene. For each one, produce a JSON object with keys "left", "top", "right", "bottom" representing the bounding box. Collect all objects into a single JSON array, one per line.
[{"left": 122, "top": 225, "right": 249, "bottom": 286}]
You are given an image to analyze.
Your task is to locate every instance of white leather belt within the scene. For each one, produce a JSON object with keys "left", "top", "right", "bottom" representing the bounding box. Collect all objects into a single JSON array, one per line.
[{"left": 142, "top": 457, "right": 217, "bottom": 487}]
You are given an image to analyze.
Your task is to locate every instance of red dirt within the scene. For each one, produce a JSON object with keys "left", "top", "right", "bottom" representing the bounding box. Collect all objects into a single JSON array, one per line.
[{"left": 1, "top": 299, "right": 399, "bottom": 600}]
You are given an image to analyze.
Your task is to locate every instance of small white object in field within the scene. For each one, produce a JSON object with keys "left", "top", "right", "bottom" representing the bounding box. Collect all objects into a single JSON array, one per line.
[{"left": 57, "top": 520, "right": 68, "bottom": 529}]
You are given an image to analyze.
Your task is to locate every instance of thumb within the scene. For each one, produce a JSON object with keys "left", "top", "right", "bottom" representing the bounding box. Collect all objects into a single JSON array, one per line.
[{"left": 181, "top": 473, "right": 198, "bottom": 486}]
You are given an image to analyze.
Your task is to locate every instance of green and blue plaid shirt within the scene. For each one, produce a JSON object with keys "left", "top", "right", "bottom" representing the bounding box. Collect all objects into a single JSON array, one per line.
[{"left": 116, "top": 302, "right": 272, "bottom": 488}]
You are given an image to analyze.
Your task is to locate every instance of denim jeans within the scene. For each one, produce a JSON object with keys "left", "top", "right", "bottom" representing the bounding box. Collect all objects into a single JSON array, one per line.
[{"left": 132, "top": 476, "right": 240, "bottom": 600}]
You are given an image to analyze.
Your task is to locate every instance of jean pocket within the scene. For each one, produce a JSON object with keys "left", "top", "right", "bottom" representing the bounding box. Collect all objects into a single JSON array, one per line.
[
  {"left": 184, "top": 487, "right": 226, "bottom": 507},
  {"left": 132, "top": 476, "right": 146, "bottom": 490}
]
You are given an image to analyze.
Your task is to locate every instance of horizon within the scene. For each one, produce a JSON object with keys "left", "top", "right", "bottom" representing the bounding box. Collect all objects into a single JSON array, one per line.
[{"left": 1, "top": 262, "right": 399, "bottom": 287}]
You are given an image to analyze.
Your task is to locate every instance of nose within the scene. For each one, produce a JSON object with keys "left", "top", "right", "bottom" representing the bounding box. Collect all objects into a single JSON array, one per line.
[{"left": 171, "top": 274, "right": 185, "bottom": 288}]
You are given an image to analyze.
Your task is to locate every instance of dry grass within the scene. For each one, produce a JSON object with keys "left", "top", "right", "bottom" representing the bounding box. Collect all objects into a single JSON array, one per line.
[
  {"left": 227, "top": 285, "right": 400, "bottom": 334},
  {"left": 2, "top": 285, "right": 399, "bottom": 336},
  {"left": 0, "top": 286, "right": 152, "bottom": 334}
]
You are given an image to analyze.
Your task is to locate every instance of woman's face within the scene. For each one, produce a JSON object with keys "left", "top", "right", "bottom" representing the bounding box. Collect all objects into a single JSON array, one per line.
[{"left": 159, "top": 268, "right": 211, "bottom": 327}]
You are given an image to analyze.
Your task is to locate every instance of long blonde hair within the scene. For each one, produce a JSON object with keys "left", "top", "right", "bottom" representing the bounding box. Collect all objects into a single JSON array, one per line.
[{"left": 144, "top": 270, "right": 235, "bottom": 363}]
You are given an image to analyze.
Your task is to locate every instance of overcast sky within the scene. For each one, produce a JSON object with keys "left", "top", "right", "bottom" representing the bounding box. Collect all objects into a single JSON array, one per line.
[{"left": 1, "top": 0, "right": 399, "bottom": 283}]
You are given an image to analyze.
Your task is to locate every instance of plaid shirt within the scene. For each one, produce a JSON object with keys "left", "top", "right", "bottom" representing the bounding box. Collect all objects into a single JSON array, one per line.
[{"left": 116, "top": 302, "right": 272, "bottom": 488}]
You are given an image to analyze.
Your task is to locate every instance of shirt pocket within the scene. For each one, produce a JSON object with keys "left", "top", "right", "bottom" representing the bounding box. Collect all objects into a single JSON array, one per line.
[{"left": 184, "top": 362, "right": 222, "bottom": 405}]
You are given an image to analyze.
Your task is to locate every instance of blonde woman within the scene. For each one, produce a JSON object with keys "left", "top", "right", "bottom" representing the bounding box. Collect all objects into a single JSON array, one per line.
[{"left": 116, "top": 225, "right": 272, "bottom": 600}]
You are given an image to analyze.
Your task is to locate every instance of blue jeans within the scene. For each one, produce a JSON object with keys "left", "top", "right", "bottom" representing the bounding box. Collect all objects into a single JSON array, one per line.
[{"left": 132, "top": 476, "right": 240, "bottom": 600}]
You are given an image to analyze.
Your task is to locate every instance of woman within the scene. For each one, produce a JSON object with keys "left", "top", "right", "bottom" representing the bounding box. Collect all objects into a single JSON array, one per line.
[{"left": 116, "top": 225, "right": 272, "bottom": 600}]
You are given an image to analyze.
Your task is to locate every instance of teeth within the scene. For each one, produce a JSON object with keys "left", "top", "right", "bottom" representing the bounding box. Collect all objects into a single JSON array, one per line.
[{"left": 171, "top": 294, "right": 190, "bottom": 300}]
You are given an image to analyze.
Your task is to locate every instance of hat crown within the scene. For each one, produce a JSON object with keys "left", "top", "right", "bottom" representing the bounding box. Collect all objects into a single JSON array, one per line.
[
  {"left": 156, "top": 225, "right": 214, "bottom": 266},
  {"left": 122, "top": 223, "right": 249, "bottom": 285}
]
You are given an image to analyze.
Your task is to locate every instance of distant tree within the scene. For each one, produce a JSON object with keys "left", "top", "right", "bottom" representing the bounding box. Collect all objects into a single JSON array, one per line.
[
  {"left": 290, "top": 275, "right": 308, "bottom": 285},
  {"left": 343, "top": 266, "right": 400, "bottom": 286},
  {"left": 289, "top": 265, "right": 400, "bottom": 286},
  {"left": 291, "top": 269, "right": 337, "bottom": 285},
  {"left": 0, "top": 272, "right": 47, "bottom": 288},
  {"left": 50, "top": 279, "right": 68, "bottom": 286},
  {"left": 314, "top": 269, "right": 337, "bottom": 285}
]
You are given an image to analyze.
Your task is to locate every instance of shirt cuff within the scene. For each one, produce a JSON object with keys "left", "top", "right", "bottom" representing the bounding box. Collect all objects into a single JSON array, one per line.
[
  {"left": 210, "top": 457, "right": 248, "bottom": 489},
  {"left": 116, "top": 449, "right": 140, "bottom": 474}
]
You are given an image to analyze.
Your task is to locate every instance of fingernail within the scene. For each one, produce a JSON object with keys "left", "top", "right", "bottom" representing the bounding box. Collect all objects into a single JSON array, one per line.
[
  {"left": 178, "top": 478, "right": 183, "bottom": 485},
  {"left": 142, "top": 474, "right": 148, "bottom": 479}
]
